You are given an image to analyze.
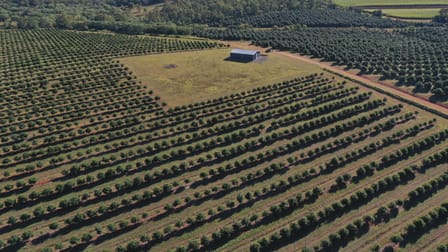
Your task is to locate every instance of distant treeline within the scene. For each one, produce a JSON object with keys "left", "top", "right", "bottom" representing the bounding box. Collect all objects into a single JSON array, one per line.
[
  {"left": 72, "top": 21, "right": 199, "bottom": 35},
  {"left": 145, "top": 0, "right": 332, "bottom": 24},
  {"left": 1, "top": 0, "right": 163, "bottom": 7},
  {"left": 0, "top": 0, "right": 332, "bottom": 29},
  {"left": 0, "top": 0, "right": 441, "bottom": 35}
]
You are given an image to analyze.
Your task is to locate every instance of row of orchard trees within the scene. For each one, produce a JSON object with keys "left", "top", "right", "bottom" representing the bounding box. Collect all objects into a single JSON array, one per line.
[
  {"left": 2, "top": 28, "right": 448, "bottom": 251},
  {"left": 250, "top": 146, "right": 448, "bottom": 252}
]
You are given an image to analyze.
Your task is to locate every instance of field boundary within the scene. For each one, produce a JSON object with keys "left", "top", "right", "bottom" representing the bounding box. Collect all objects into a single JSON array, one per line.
[
  {"left": 354, "top": 4, "right": 448, "bottom": 9},
  {"left": 118, "top": 46, "right": 321, "bottom": 107},
  {"left": 324, "top": 68, "right": 448, "bottom": 120},
  {"left": 382, "top": 14, "right": 432, "bottom": 20}
]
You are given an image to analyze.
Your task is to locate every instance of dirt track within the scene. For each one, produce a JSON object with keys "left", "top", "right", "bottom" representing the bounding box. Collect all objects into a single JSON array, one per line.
[{"left": 276, "top": 51, "right": 448, "bottom": 115}]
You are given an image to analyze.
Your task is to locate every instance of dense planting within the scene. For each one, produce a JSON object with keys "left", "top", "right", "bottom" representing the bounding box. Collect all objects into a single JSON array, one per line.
[
  {"left": 220, "top": 9, "right": 407, "bottom": 28},
  {"left": 1, "top": 29, "right": 448, "bottom": 252}
]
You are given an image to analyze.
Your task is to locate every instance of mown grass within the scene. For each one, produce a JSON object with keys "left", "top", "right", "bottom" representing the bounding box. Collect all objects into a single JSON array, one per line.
[
  {"left": 380, "top": 8, "right": 441, "bottom": 18},
  {"left": 335, "top": 0, "right": 448, "bottom": 7},
  {"left": 119, "top": 49, "right": 322, "bottom": 107}
]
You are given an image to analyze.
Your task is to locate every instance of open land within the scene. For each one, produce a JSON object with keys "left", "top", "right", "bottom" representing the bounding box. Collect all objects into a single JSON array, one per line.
[
  {"left": 373, "top": 8, "right": 441, "bottom": 18},
  {"left": 119, "top": 49, "right": 321, "bottom": 107},
  {"left": 334, "top": 0, "right": 448, "bottom": 7},
  {"left": 335, "top": 0, "right": 447, "bottom": 18}
]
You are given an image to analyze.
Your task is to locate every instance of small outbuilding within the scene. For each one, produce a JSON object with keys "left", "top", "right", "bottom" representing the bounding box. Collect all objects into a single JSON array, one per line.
[{"left": 230, "top": 49, "right": 260, "bottom": 62}]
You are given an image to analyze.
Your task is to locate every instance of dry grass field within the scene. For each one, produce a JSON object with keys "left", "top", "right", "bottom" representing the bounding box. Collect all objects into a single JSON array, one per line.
[
  {"left": 335, "top": 0, "right": 448, "bottom": 7},
  {"left": 335, "top": 0, "right": 446, "bottom": 18},
  {"left": 379, "top": 8, "right": 441, "bottom": 18},
  {"left": 119, "top": 49, "right": 321, "bottom": 107}
]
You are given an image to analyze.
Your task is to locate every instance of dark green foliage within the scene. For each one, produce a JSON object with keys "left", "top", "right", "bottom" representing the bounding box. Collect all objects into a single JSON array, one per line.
[
  {"left": 220, "top": 8, "right": 406, "bottom": 28},
  {"left": 146, "top": 0, "right": 332, "bottom": 24},
  {"left": 0, "top": 0, "right": 331, "bottom": 32},
  {"left": 0, "top": 21, "right": 447, "bottom": 252}
]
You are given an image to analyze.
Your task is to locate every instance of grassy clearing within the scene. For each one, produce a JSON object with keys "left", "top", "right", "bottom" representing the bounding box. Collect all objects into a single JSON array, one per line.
[
  {"left": 119, "top": 49, "right": 321, "bottom": 107},
  {"left": 370, "top": 8, "right": 441, "bottom": 18},
  {"left": 335, "top": 0, "right": 448, "bottom": 7}
]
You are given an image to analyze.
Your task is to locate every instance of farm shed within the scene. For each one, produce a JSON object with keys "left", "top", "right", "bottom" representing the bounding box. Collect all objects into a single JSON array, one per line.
[{"left": 230, "top": 49, "right": 260, "bottom": 62}]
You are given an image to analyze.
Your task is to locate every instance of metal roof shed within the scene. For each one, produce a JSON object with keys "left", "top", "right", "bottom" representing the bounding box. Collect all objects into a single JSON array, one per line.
[{"left": 230, "top": 49, "right": 260, "bottom": 62}]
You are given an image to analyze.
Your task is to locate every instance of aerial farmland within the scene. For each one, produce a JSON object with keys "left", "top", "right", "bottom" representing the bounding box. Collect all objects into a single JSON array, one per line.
[{"left": 0, "top": 1, "right": 448, "bottom": 252}]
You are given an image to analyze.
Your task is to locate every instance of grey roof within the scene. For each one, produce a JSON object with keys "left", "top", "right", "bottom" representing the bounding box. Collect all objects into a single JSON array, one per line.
[{"left": 231, "top": 49, "right": 260, "bottom": 56}]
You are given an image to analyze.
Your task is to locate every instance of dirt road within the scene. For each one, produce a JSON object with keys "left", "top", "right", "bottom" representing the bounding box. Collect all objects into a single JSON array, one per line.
[{"left": 276, "top": 51, "right": 448, "bottom": 115}]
